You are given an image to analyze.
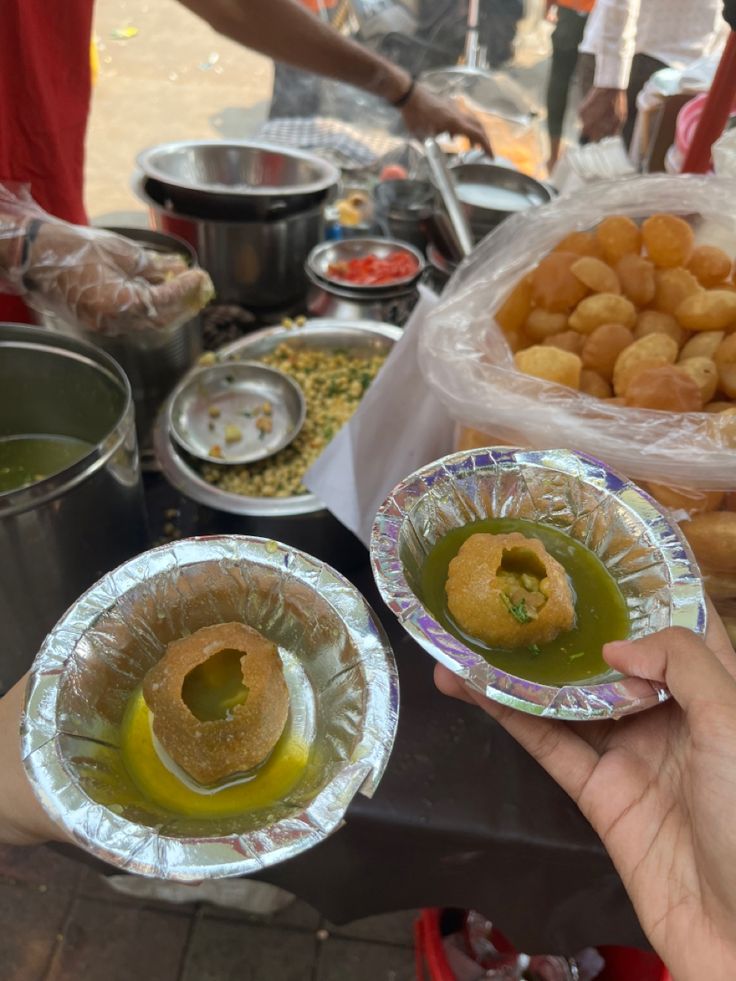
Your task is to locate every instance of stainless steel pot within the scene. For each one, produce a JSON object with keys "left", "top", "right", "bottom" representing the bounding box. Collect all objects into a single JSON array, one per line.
[
  {"left": 136, "top": 177, "right": 327, "bottom": 309},
  {"left": 0, "top": 325, "right": 148, "bottom": 688},
  {"left": 154, "top": 321, "right": 400, "bottom": 572},
  {"left": 43, "top": 227, "right": 202, "bottom": 457}
]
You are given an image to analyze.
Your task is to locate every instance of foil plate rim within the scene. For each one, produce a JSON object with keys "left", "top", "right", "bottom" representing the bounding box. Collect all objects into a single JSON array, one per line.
[
  {"left": 22, "top": 535, "right": 399, "bottom": 879},
  {"left": 370, "top": 446, "right": 706, "bottom": 722}
]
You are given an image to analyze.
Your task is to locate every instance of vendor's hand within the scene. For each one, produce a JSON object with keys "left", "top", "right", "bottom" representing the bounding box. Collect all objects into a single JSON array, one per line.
[
  {"left": 400, "top": 83, "right": 493, "bottom": 157},
  {"left": 0, "top": 676, "right": 69, "bottom": 846},
  {"left": 24, "top": 223, "right": 214, "bottom": 336},
  {"left": 435, "top": 610, "right": 736, "bottom": 980},
  {"left": 579, "top": 87, "right": 628, "bottom": 142}
]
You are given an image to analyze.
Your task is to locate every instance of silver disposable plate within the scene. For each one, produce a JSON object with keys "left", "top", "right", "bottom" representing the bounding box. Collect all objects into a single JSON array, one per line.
[
  {"left": 307, "top": 237, "right": 426, "bottom": 292},
  {"left": 371, "top": 447, "right": 707, "bottom": 722},
  {"left": 22, "top": 536, "right": 399, "bottom": 880},
  {"left": 168, "top": 362, "right": 306, "bottom": 465}
]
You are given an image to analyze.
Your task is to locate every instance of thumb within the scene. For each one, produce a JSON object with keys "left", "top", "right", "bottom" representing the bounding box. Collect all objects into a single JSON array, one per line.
[
  {"left": 144, "top": 268, "right": 214, "bottom": 327},
  {"left": 604, "top": 627, "right": 736, "bottom": 713}
]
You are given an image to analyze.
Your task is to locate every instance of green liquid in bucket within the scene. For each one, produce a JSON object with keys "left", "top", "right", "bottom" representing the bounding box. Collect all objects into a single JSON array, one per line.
[{"left": 0, "top": 435, "right": 94, "bottom": 493}]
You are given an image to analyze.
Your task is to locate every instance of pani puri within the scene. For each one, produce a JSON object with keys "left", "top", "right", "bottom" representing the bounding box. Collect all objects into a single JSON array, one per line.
[
  {"left": 445, "top": 532, "right": 575, "bottom": 649},
  {"left": 143, "top": 622, "right": 289, "bottom": 786}
]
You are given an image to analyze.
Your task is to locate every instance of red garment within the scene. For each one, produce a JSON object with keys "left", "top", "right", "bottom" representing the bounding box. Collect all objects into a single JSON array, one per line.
[{"left": 0, "top": 0, "right": 95, "bottom": 322}]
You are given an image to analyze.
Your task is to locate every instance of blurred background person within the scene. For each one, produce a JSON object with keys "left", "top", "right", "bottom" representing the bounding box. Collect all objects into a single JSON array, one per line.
[
  {"left": 545, "top": 0, "right": 595, "bottom": 171},
  {"left": 578, "top": 0, "right": 725, "bottom": 148}
]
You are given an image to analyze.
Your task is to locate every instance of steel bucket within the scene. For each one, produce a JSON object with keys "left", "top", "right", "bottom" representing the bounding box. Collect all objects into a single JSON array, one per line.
[{"left": 0, "top": 324, "right": 148, "bottom": 688}]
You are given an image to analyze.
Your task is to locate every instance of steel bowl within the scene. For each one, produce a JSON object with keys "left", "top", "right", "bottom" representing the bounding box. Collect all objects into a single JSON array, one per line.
[
  {"left": 448, "top": 163, "right": 552, "bottom": 236},
  {"left": 371, "top": 447, "right": 706, "bottom": 722},
  {"left": 154, "top": 321, "right": 401, "bottom": 571},
  {"left": 136, "top": 141, "right": 340, "bottom": 221},
  {"left": 307, "top": 237, "right": 426, "bottom": 292},
  {"left": 169, "top": 362, "right": 306, "bottom": 465},
  {"left": 22, "top": 535, "right": 399, "bottom": 879}
]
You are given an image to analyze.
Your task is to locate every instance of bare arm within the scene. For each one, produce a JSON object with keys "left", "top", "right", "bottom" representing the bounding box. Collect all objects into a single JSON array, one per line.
[
  {"left": 177, "top": 0, "right": 492, "bottom": 151},
  {"left": 0, "top": 676, "right": 64, "bottom": 845},
  {"left": 579, "top": 0, "right": 640, "bottom": 140},
  {"left": 179, "top": 0, "right": 411, "bottom": 101}
]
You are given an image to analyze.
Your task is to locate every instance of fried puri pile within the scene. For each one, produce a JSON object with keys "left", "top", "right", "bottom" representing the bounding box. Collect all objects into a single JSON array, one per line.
[
  {"left": 445, "top": 532, "right": 575, "bottom": 649},
  {"left": 492, "top": 213, "right": 736, "bottom": 594},
  {"left": 497, "top": 214, "right": 736, "bottom": 418},
  {"left": 143, "top": 622, "right": 289, "bottom": 786}
]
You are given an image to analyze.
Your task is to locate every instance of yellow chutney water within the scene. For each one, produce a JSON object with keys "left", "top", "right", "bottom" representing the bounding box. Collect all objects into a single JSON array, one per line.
[
  {"left": 120, "top": 686, "right": 309, "bottom": 819},
  {"left": 420, "top": 517, "right": 630, "bottom": 685}
]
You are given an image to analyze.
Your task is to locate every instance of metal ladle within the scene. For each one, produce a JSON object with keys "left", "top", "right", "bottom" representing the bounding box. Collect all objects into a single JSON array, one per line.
[{"left": 423, "top": 137, "right": 474, "bottom": 260}]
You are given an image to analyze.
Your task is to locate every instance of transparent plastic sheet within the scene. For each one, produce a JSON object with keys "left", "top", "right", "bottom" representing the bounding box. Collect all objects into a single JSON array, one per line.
[
  {"left": 419, "top": 175, "right": 736, "bottom": 491},
  {"left": 0, "top": 183, "right": 213, "bottom": 336},
  {"left": 371, "top": 447, "right": 706, "bottom": 721},
  {"left": 22, "top": 536, "right": 398, "bottom": 880}
]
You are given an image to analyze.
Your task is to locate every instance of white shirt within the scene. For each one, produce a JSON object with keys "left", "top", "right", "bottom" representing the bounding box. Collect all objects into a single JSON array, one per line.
[{"left": 580, "top": 0, "right": 726, "bottom": 90}]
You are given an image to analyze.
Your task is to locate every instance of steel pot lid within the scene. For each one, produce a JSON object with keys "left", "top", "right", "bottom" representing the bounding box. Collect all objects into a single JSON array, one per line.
[{"left": 136, "top": 140, "right": 340, "bottom": 200}]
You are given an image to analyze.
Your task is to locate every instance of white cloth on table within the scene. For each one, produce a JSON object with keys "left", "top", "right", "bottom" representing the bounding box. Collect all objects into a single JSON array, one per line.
[{"left": 304, "top": 288, "right": 454, "bottom": 547}]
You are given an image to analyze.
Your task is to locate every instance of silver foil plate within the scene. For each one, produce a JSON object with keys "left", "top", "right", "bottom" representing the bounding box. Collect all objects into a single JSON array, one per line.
[
  {"left": 22, "top": 536, "right": 399, "bottom": 879},
  {"left": 371, "top": 447, "right": 706, "bottom": 721}
]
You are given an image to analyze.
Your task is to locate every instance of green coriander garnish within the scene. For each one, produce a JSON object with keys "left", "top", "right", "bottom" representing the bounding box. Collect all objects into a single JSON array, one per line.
[
  {"left": 568, "top": 652, "right": 585, "bottom": 662},
  {"left": 501, "top": 594, "right": 533, "bottom": 624}
]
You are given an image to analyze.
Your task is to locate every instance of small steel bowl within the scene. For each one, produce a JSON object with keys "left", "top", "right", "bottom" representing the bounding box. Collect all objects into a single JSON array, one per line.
[
  {"left": 22, "top": 536, "right": 399, "bottom": 880},
  {"left": 371, "top": 447, "right": 706, "bottom": 722},
  {"left": 307, "top": 237, "right": 426, "bottom": 292},
  {"left": 168, "top": 362, "right": 306, "bottom": 465}
]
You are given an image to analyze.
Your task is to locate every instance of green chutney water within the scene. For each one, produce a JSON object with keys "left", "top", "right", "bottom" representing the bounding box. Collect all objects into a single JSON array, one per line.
[
  {"left": 420, "top": 517, "right": 630, "bottom": 685},
  {"left": 0, "top": 435, "right": 94, "bottom": 493}
]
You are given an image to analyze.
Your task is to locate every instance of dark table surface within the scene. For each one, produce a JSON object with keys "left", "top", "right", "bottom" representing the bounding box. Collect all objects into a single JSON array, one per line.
[{"left": 137, "top": 473, "right": 647, "bottom": 956}]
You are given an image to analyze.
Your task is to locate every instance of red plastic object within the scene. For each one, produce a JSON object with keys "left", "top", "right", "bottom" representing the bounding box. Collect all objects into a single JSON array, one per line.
[
  {"left": 414, "top": 909, "right": 516, "bottom": 981},
  {"left": 413, "top": 909, "right": 672, "bottom": 981},
  {"left": 596, "top": 945, "right": 669, "bottom": 981},
  {"left": 682, "top": 31, "right": 736, "bottom": 173}
]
